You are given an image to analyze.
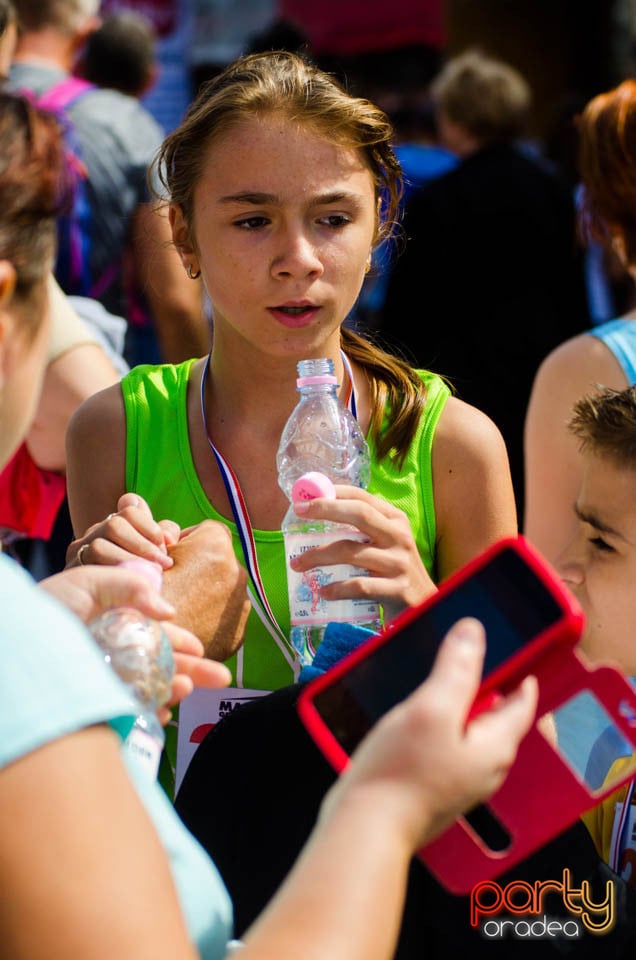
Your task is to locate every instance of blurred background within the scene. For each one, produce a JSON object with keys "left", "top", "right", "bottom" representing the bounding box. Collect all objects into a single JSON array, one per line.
[{"left": 98, "top": 0, "right": 636, "bottom": 152}]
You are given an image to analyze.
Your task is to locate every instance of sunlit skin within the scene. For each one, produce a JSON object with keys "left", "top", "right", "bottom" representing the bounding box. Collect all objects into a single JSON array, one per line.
[
  {"left": 557, "top": 452, "right": 636, "bottom": 676},
  {"left": 171, "top": 115, "right": 377, "bottom": 376},
  {"left": 0, "top": 267, "right": 51, "bottom": 466}
]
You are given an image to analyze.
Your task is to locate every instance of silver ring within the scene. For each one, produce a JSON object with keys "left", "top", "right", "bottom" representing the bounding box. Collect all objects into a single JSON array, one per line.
[
  {"left": 76, "top": 543, "right": 90, "bottom": 566},
  {"left": 105, "top": 512, "right": 117, "bottom": 521}
]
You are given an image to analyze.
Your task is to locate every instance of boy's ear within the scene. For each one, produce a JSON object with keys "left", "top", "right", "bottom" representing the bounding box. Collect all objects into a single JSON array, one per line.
[
  {"left": 74, "top": 14, "right": 101, "bottom": 52},
  {"left": 139, "top": 64, "right": 159, "bottom": 98}
]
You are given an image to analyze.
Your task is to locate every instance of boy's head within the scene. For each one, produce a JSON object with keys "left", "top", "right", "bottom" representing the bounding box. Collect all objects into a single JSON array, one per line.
[
  {"left": 430, "top": 49, "right": 531, "bottom": 155},
  {"left": 557, "top": 385, "right": 636, "bottom": 675},
  {"left": 80, "top": 11, "right": 157, "bottom": 98},
  {"left": 12, "top": 0, "right": 100, "bottom": 35}
]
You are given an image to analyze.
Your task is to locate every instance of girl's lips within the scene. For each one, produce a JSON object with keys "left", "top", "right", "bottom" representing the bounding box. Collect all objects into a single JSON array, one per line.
[{"left": 268, "top": 305, "right": 320, "bottom": 328}]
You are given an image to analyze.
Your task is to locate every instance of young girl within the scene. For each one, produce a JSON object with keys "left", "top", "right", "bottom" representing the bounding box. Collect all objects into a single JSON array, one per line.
[{"left": 66, "top": 51, "right": 516, "bottom": 690}]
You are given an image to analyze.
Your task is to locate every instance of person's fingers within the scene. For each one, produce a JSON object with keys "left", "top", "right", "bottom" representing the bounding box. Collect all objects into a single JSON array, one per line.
[
  {"left": 158, "top": 518, "right": 181, "bottom": 547},
  {"left": 40, "top": 566, "right": 176, "bottom": 624},
  {"left": 116, "top": 492, "right": 151, "bottom": 514},
  {"left": 413, "top": 617, "right": 487, "bottom": 720},
  {"left": 167, "top": 655, "right": 231, "bottom": 705},
  {"left": 75, "top": 535, "right": 174, "bottom": 570},
  {"left": 93, "top": 571, "right": 176, "bottom": 619},
  {"left": 85, "top": 507, "right": 175, "bottom": 567},
  {"left": 468, "top": 674, "right": 538, "bottom": 758},
  {"left": 162, "top": 621, "right": 204, "bottom": 657},
  {"left": 172, "top": 653, "right": 232, "bottom": 687},
  {"left": 164, "top": 674, "right": 194, "bottom": 711},
  {"left": 294, "top": 489, "right": 402, "bottom": 542},
  {"left": 116, "top": 496, "right": 181, "bottom": 549}
]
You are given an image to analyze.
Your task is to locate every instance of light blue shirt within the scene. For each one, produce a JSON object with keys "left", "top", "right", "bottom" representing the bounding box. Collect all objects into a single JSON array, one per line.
[{"left": 0, "top": 553, "right": 233, "bottom": 958}]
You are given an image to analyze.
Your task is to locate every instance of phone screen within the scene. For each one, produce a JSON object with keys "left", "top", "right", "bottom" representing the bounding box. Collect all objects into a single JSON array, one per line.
[{"left": 309, "top": 546, "right": 563, "bottom": 756}]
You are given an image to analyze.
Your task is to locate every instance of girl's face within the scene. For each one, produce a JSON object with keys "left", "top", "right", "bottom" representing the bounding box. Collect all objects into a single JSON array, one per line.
[
  {"left": 172, "top": 114, "right": 377, "bottom": 361},
  {"left": 0, "top": 276, "right": 50, "bottom": 469}
]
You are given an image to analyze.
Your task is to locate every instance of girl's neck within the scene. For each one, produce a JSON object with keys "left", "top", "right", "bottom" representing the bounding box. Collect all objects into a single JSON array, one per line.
[{"left": 204, "top": 343, "right": 349, "bottom": 428}]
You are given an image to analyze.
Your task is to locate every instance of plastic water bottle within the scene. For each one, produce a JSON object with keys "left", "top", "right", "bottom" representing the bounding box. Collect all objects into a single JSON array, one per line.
[
  {"left": 89, "top": 559, "right": 175, "bottom": 779},
  {"left": 277, "top": 358, "right": 382, "bottom": 665}
]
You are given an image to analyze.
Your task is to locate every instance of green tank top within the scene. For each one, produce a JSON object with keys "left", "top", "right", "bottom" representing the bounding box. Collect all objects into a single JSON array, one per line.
[{"left": 122, "top": 360, "right": 449, "bottom": 691}]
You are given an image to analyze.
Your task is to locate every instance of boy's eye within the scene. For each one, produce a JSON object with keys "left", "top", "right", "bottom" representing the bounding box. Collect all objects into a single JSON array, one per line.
[
  {"left": 235, "top": 216, "right": 269, "bottom": 229},
  {"left": 589, "top": 536, "right": 614, "bottom": 553}
]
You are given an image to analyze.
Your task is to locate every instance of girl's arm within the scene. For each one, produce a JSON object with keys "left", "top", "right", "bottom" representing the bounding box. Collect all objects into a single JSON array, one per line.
[
  {"left": 523, "top": 334, "right": 628, "bottom": 562},
  {"left": 0, "top": 726, "right": 199, "bottom": 960},
  {"left": 65, "top": 384, "right": 169, "bottom": 556},
  {"left": 65, "top": 389, "right": 249, "bottom": 658},
  {"left": 431, "top": 396, "right": 518, "bottom": 580}
]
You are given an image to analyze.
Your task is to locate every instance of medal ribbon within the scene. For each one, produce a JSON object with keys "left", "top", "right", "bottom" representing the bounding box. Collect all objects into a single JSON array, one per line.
[{"left": 200, "top": 351, "right": 357, "bottom": 674}]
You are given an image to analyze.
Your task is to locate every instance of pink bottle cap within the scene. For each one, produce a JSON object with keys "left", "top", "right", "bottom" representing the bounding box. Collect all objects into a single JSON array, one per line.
[
  {"left": 119, "top": 558, "right": 163, "bottom": 592},
  {"left": 296, "top": 374, "right": 338, "bottom": 387},
  {"left": 291, "top": 471, "right": 336, "bottom": 503}
]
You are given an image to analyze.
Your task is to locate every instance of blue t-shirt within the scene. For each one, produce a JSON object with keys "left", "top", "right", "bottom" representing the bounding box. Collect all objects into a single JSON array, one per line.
[{"left": 0, "top": 553, "right": 232, "bottom": 958}]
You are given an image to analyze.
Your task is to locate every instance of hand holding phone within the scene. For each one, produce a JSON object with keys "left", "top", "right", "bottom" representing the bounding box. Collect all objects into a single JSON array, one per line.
[{"left": 298, "top": 536, "right": 636, "bottom": 892}]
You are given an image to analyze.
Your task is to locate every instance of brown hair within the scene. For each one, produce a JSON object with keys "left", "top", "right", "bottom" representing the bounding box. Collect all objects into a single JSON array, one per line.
[
  {"left": 568, "top": 385, "right": 636, "bottom": 468},
  {"left": 156, "top": 50, "right": 432, "bottom": 463},
  {"left": 431, "top": 49, "right": 531, "bottom": 143},
  {"left": 578, "top": 80, "right": 636, "bottom": 265},
  {"left": 13, "top": 0, "right": 99, "bottom": 34},
  {"left": 0, "top": 91, "right": 70, "bottom": 331},
  {"left": 156, "top": 51, "right": 402, "bottom": 248}
]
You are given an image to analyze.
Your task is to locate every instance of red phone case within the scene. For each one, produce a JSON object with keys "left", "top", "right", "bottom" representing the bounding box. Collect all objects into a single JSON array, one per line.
[{"left": 298, "top": 536, "right": 636, "bottom": 893}]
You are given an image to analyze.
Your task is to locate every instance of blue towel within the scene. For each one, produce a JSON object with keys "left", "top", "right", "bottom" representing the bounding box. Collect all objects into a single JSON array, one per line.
[{"left": 298, "top": 622, "right": 376, "bottom": 683}]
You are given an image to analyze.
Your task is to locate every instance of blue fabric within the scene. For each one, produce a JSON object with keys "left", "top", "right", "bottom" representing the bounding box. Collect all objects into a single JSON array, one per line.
[
  {"left": 590, "top": 317, "right": 636, "bottom": 383},
  {"left": 298, "top": 622, "right": 376, "bottom": 682},
  {"left": 395, "top": 143, "right": 457, "bottom": 203},
  {"left": 0, "top": 553, "right": 233, "bottom": 959}
]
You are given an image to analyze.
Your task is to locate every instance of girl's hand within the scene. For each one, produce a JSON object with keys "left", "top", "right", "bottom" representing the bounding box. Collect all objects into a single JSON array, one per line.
[
  {"left": 66, "top": 493, "right": 181, "bottom": 571},
  {"left": 289, "top": 485, "right": 436, "bottom": 622}
]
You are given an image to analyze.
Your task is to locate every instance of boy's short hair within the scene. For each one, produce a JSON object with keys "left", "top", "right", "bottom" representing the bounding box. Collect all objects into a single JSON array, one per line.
[
  {"left": 13, "top": 0, "right": 99, "bottom": 34},
  {"left": 82, "top": 11, "right": 156, "bottom": 98},
  {"left": 431, "top": 48, "right": 531, "bottom": 142},
  {"left": 568, "top": 385, "right": 636, "bottom": 468}
]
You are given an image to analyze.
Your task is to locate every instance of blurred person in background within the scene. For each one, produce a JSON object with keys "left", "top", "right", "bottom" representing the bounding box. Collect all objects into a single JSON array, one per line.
[{"left": 380, "top": 49, "right": 590, "bottom": 519}]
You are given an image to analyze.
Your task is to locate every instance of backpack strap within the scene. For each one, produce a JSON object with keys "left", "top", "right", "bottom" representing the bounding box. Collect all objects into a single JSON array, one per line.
[{"left": 36, "top": 76, "right": 95, "bottom": 112}]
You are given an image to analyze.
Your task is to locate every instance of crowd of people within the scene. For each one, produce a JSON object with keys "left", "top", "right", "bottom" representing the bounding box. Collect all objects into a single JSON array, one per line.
[{"left": 2, "top": 1, "right": 636, "bottom": 957}]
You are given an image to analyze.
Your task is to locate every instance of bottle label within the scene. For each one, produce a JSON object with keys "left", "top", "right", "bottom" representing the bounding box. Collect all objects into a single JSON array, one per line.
[
  {"left": 285, "top": 530, "right": 380, "bottom": 626},
  {"left": 125, "top": 727, "right": 162, "bottom": 780}
]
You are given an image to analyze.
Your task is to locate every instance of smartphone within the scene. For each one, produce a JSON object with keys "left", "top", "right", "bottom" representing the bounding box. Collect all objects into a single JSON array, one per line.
[{"left": 298, "top": 536, "right": 584, "bottom": 771}]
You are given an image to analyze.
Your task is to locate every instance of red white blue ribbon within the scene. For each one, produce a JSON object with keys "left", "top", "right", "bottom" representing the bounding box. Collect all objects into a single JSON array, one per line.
[{"left": 200, "top": 351, "right": 357, "bottom": 674}]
